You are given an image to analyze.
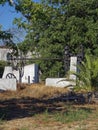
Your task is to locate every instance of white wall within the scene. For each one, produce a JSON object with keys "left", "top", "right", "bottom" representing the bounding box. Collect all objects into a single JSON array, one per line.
[
  {"left": 0, "top": 48, "right": 10, "bottom": 61},
  {"left": 69, "top": 57, "right": 77, "bottom": 80},
  {"left": 22, "top": 64, "right": 39, "bottom": 83},
  {"left": 0, "top": 79, "right": 16, "bottom": 91},
  {"left": 2, "top": 64, "right": 39, "bottom": 83},
  {"left": 45, "top": 56, "right": 77, "bottom": 87}
]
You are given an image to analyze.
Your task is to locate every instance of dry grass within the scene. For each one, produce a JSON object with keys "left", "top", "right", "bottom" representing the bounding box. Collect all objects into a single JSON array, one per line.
[
  {"left": 0, "top": 83, "right": 68, "bottom": 100},
  {"left": 0, "top": 83, "right": 98, "bottom": 130},
  {"left": 27, "top": 83, "right": 68, "bottom": 99}
]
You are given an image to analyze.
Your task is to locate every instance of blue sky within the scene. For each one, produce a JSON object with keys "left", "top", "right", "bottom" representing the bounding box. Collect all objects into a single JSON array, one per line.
[{"left": 0, "top": 0, "right": 40, "bottom": 30}]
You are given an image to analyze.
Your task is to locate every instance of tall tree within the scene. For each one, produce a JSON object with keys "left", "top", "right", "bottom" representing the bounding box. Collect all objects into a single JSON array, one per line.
[
  {"left": 14, "top": 0, "right": 66, "bottom": 80},
  {"left": 13, "top": 0, "right": 98, "bottom": 80}
]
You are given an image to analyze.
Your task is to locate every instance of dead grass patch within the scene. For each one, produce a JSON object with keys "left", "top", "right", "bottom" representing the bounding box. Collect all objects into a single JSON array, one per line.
[
  {"left": 0, "top": 83, "right": 68, "bottom": 100},
  {"left": 0, "top": 83, "right": 98, "bottom": 130},
  {"left": 28, "top": 83, "right": 68, "bottom": 99}
]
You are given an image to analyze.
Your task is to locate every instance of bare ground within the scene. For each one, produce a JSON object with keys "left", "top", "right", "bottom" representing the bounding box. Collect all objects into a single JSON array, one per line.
[{"left": 0, "top": 83, "right": 98, "bottom": 130}]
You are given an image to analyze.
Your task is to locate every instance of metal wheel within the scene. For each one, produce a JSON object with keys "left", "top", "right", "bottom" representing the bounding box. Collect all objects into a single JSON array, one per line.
[{"left": 6, "top": 73, "right": 17, "bottom": 80}]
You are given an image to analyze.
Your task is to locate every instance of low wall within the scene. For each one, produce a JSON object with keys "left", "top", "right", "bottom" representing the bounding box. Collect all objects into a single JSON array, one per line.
[
  {"left": 0, "top": 79, "right": 17, "bottom": 91},
  {"left": 2, "top": 64, "right": 39, "bottom": 83},
  {"left": 45, "top": 78, "right": 75, "bottom": 87},
  {"left": 45, "top": 56, "right": 77, "bottom": 88}
]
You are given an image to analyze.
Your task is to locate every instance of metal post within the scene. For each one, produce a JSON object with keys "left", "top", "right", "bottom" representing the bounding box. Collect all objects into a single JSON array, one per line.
[{"left": 28, "top": 76, "right": 30, "bottom": 84}]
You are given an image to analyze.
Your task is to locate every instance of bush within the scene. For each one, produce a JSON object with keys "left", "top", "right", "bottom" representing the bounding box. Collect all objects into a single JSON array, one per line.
[{"left": 74, "top": 54, "right": 98, "bottom": 92}]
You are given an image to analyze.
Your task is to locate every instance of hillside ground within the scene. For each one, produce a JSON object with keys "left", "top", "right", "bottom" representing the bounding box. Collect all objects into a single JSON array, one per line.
[{"left": 0, "top": 83, "right": 98, "bottom": 130}]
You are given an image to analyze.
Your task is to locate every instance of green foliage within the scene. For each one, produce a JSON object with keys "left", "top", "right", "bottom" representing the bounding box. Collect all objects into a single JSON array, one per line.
[
  {"left": 41, "top": 107, "right": 91, "bottom": 123},
  {"left": 0, "top": 0, "right": 16, "bottom": 6},
  {"left": 0, "top": 31, "right": 12, "bottom": 40},
  {"left": 74, "top": 54, "right": 98, "bottom": 92},
  {"left": 20, "top": 127, "right": 29, "bottom": 130},
  {"left": 0, "top": 61, "right": 7, "bottom": 66},
  {"left": 54, "top": 109, "right": 90, "bottom": 123},
  {"left": 13, "top": 0, "right": 98, "bottom": 80},
  {"left": 0, "top": 61, "right": 8, "bottom": 78},
  {"left": 0, "top": 0, "right": 6, "bottom": 4}
]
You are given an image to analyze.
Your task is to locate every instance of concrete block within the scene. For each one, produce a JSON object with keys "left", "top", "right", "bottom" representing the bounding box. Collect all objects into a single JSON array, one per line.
[
  {"left": 22, "top": 64, "right": 39, "bottom": 83},
  {"left": 2, "top": 66, "right": 13, "bottom": 78},
  {"left": 69, "top": 57, "right": 77, "bottom": 80},
  {"left": 0, "top": 79, "right": 17, "bottom": 91},
  {"left": 2, "top": 64, "right": 39, "bottom": 84},
  {"left": 45, "top": 78, "right": 75, "bottom": 87}
]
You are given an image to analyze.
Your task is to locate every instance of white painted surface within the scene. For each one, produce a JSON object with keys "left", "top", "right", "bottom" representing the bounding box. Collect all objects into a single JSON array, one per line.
[
  {"left": 69, "top": 57, "right": 77, "bottom": 80},
  {"left": 2, "top": 64, "right": 39, "bottom": 83},
  {"left": 0, "top": 48, "right": 33, "bottom": 61},
  {"left": 22, "top": 64, "right": 39, "bottom": 83},
  {"left": 45, "top": 56, "right": 77, "bottom": 87},
  {"left": 2, "top": 66, "right": 13, "bottom": 78},
  {"left": 0, "top": 48, "right": 11, "bottom": 61},
  {"left": 13, "top": 69, "right": 19, "bottom": 81},
  {"left": 45, "top": 78, "right": 75, "bottom": 87},
  {"left": 0, "top": 79, "right": 16, "bottom": 91}
]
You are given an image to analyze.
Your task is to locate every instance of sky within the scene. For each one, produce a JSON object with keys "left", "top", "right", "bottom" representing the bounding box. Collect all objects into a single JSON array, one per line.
[{"left": 0, "top": 0, "right": 40, "bottom": 30}]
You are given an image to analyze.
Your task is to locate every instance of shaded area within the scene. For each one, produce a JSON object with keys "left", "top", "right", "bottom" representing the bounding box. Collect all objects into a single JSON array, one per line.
[
  {"left": 0, "top": 92, "right": 96, "bottom": 121},
  {"left": 0, "top": 97, "right": 64, "bottom": 120}
]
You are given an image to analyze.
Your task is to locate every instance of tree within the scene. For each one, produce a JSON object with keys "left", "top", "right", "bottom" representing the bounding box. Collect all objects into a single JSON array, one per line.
[
  {"left": 13, "top": 0, "right": 98, "bottom": 80},
  {"left": 13, "top": 0, "right": 66, "bottom": 80},
  {"left": 65, "top": 0, "right": 98, "bottom": 55}
]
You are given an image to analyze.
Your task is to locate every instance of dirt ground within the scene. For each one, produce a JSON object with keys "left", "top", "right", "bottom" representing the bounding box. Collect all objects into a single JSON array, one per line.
[{"left": 0, "top": 83, "right": 98, "bottom": 130}]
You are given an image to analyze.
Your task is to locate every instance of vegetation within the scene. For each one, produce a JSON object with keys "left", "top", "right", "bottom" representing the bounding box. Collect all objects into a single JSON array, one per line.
[
  {"left": 41, "top": 108, "right": 91, "bottom": 123},
  {"left": 0, "top": 0, "right": 98, "bottom": 81},
  {"left": 0, "top": 1, "right": 98, "bottom": 129},
  {"left": 12, "top": 0, "right": 98, "bottom": 80},
  {"left": 0, "top": 84, "right": 98, "bottom": 130},
  {"left": 73, "top": 54, "right": 98, "bottom": 92},
  {"left": 0, "top": 61, "right": 8, "bottom": 78}
]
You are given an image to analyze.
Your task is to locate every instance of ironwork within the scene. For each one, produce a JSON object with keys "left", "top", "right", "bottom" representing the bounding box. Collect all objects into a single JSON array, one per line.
[
  {"left": 6, "top": 73, "right": 17, "bottom": 80},
  {"left": 6, "top": 44, "right": 84, "bottom": 82}
]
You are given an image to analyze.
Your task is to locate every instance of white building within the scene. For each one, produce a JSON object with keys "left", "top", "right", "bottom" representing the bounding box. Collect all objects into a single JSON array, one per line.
[
  {"left": 0, "top": 46, "right": 39, "bottom": 83},
  {"left": 0, "top": 46, "right": 11, "bottom": 61}
]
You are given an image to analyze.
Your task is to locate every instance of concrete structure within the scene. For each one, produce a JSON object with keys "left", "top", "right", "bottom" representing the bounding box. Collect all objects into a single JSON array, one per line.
[
  {"left": 0, "top": 46, "right": 39, "bottom": 91},
  {"left": 22, "top": 64, "right": 39, "bottom": 83},
  {"left": 45, "top": 56, "right": 77, "bottom": 87},
  {"left": 0, "top": 46, "right": 34, "bottom": 61},
  {"left": 46, "top": 78, "right": 75, "bottom": 87},
  {"left": 2, "top": 66, "right": 13, "bottom": 78},
  {"left": 0, "top": 79, "right": 17, "bottom": 91},
  {"left": 2, "top": 64, "right": 39, "bottom": 84},
  {"left": 69, "top": 57, "right": 77, "bottom": 80},
  {"left": 0, "top": 47, "right": 11, "bottom": 61}
]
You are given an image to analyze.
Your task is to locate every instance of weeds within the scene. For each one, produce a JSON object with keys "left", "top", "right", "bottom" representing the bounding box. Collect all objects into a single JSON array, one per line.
[
  {"left": 54, "top": 108, "right": 91, "bottom": 123},
  {"left": 39, "top": 107, "right": 91, "bottom": 124},
  {"left": 0, "top": 114, "right": 6, "bottom": 125},
  {"left": 20, "top": 127, "right": 29, "bottom": 130},
  {"left": 0, "top": 118, "right": 4, "bottom": 125}
]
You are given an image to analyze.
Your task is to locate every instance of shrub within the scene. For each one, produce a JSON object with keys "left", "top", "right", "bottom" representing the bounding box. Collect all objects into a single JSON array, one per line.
[{"left": 74, "top": 54, "right": 98, "bottom": 92}]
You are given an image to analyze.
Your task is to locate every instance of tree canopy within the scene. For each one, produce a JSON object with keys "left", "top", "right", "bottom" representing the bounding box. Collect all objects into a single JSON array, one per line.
[{"left": 1, "top": 0, "right": 98, "bottom": 80}]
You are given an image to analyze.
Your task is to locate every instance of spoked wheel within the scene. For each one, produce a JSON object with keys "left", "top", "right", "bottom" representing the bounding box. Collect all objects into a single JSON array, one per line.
[{"left": 6, "top": 73, "right": 17, "bottom": 80}]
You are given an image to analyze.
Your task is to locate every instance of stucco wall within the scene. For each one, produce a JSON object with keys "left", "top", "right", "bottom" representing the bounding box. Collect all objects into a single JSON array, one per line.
[
  {"left": 2, "top": 64, "right": 39, "bottom": 83},
  {"left": 0, "top": 48, "right": 10, "bottom": 61}
]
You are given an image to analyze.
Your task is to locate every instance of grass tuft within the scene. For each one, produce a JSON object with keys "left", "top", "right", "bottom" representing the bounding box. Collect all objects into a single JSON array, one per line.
[{"left": 39, "top": 107, "right": 91, "bottom": 124}]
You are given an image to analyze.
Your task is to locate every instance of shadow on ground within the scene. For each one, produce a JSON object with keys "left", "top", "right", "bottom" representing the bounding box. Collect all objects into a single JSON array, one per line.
[{"left": 0, "top": 92, "right": 96, "bottom": 121}]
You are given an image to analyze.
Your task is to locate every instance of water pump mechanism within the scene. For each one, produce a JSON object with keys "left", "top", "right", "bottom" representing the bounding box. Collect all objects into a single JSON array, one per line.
[{"left": 6, "top": 44, "right": 25, "bottom": 83}]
